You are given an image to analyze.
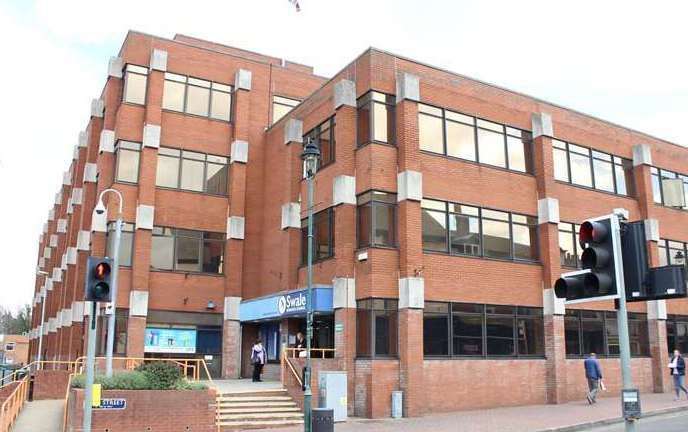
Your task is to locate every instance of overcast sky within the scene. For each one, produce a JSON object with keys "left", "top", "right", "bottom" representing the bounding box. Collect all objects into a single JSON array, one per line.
[{"left": 0, "top": 0, "right": 686, "bottom": 312}]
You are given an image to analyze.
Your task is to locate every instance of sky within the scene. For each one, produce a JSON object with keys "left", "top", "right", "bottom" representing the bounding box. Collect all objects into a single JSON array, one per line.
[{"left": 0, "top": 0, "right": 686, "bottom": 312}]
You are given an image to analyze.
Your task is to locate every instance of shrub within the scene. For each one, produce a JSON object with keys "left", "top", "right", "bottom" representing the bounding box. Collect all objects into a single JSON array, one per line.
[
  {"left": 71, "top": 371, "right": 150, "bottom": 390},
  {"left": 172, "top": 380, "right": 208, "bottom": 390},
  {"left": 135, "top": 362, "right": 183, "bottom": 390}
]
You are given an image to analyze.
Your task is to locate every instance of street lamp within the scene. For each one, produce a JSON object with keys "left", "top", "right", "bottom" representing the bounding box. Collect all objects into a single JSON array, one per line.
[
  {"left": 94, "top": 188, "right": 123, "bottom": 378},
  {"left": 35, "top": 270, "right": 49, "bottom": 370},
  {"left": 301, "top": 137, "right": 320, "bottom": 432}
]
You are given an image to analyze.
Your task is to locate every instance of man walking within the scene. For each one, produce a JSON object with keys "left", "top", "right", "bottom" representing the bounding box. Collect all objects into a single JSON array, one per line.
[
  {"left": 668, "top": 349, "right": 687, "bottom": 401},
  {"left": 584, "top": 352, "right": 603, "bottom": 404}
]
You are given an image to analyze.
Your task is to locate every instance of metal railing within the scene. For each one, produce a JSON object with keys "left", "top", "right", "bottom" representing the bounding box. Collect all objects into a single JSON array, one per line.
[
  {"left": 281, "top": 348, "right": 336, "bottom": 387},
  {"left": 0, "top": 375, "right": 29, "bottom": 432},
  {"left": 72, "top": 356, "right": 213, "bottom": 382},
  {"left": 0, "top": 360, "right": 78, "bottom": 389}
]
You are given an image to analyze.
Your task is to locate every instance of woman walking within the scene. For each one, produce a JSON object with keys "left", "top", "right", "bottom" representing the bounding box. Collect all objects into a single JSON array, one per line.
[
  {"left": 251, "top": 338, "right": 267, "bottom": 382},
  {"left": 668, "top": 349, "right": 688, "bottom": 401}
]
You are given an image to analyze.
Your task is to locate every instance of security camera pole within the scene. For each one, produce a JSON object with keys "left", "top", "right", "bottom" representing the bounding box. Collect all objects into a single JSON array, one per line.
[
  {"left": 35, "top": 270, "right": 49, "bottom": 370},
  {"left": 95, "top": 188, "right": 124, "bottom": 377}
]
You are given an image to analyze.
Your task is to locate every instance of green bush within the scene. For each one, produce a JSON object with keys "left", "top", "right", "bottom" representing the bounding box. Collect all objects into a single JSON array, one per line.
[
  {"left": 71, "top": 371, "right": 149, "bottom": 390},
  {"left": 135, "top": 361, "right": 183, "bottom": 390},
  {"left": 172, "top": 380, "right": 208, "bottom": 390}
]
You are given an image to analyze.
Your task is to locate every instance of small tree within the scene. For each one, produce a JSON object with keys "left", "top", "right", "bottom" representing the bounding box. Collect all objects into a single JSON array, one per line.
[{"left": 135, "top": 362, "right": 183, "bottom": 390}]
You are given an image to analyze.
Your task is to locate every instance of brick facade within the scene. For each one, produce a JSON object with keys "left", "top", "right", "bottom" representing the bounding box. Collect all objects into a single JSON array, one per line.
[{"left": 29, "top": 32, "right": 688, "bottom": 418}]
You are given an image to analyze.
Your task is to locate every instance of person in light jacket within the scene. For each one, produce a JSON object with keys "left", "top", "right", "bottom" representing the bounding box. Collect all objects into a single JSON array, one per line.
[
  {"left": 584, "top": 352, "right": 603, "bottom": 404},
  {"left": 251, "top": 338, "right": 267, "bottom": 382},
  {"left": 669, "top": 349, "right": 687, "bottom": 401}
]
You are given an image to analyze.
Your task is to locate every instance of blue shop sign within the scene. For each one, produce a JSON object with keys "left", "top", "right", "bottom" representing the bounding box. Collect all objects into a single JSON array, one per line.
[{"left": 240, "top": 286, "right": 333, "bottom": 322}]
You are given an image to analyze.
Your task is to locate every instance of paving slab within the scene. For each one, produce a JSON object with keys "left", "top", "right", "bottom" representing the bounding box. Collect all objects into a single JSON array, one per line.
[{"left": 12, "top": 399, "right": 64, "bottom": 432}]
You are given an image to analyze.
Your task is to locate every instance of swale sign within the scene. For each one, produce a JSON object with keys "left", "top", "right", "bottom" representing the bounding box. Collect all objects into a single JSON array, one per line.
[{"left": 277, "top": 291, "right": 308, "bottom": 316}]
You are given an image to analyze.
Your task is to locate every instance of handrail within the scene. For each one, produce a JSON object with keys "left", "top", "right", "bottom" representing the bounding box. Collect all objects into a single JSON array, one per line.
[
  {"left": 72, "top": 356, "right": 213, "bottom": 382},
  {"left": 0, "top": 375, "right": 29, "bottom": 432},
  {"left": 62, "top": 373, "right": 75, "bottom": 432},
  {"left": 283, "top": 347, "right": 335, "bottom": 359},
  {"left": 0, "top": 360, "right": 78, "bottom": 389},
  {"left": 281, "top": 351, "right": 303, "bottom": 387}
]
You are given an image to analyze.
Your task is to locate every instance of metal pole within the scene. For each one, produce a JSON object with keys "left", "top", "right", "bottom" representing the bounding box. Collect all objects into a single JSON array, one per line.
[
  {"left": 612, "top": 213, "right": 636, "bottom": 432},
  {"left": 303, "top": 174, "right": 314, "bottom": 432},
  {"left": 37, "top": 290, "right": 47, "bottom": 371},
  {"left": 105, "top": 215, "right": 122, "bottom": 377},
  {"left": 83, "top": 302, "right": 98, "bottom": 432}
]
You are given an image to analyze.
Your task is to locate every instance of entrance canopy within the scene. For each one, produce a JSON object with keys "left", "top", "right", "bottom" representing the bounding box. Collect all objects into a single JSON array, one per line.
[{"left": 239, "top": 286, "right": 333, "bottom": 322}]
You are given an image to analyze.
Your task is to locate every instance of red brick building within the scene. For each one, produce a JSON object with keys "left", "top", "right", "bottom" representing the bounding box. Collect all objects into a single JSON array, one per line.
[{"left": 29, "top": 31, "right": 688, "bottom": 417}]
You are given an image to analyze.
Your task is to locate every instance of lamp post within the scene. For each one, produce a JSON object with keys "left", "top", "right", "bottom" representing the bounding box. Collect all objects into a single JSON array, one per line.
[
  {"left": 301, "top": 137, "right": 320, "bottom": 432},
  {"left": 35, "top": 270, "right": 49, "bottom": 370},
  {"left": 94, "top": 188, "right": 123, "bottom": 378}
]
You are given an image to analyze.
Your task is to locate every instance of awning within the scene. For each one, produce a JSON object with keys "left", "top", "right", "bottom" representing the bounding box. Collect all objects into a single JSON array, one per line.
[{"left": 239, "top": 286, "right": 333, "bottom": 322}]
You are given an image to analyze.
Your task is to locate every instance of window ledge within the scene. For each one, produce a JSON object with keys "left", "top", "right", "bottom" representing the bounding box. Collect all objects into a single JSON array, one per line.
[
  {"left": 654, "top": 202, "right": 688, "bottom": 213},
  {"left": 354, "top": 245, "right": 399, "bottom": 253},
  {"left": 420, "top": 150, "right": 535, "bottom": 178},
  {"left": 553, "top": 180, "right": 635, "bottom": 200},
  {"left": 422, "top": 250, "right": 541, "bottom": 266},
  {"left": 298, "top": 255, "right": 336, "bottom": 269},
  {"left": 355, "top": 141, "right": 397, "bottom": 151},
  {"left": 161, "top": 108, "right": 231, "bottom": 124},
  {"left": 155, "top": 186, "right": 229, "bottom": 199},
  {"left": 423, "top": 356, "right": 546, "bottom": 360},
  {"left": 149, "top": 269, "right": 225, "bottom": 277}
]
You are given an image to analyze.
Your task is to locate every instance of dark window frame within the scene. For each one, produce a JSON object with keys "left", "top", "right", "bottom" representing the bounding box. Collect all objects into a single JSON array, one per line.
[
  {"left": 155, "top": 147, "right": 229, "bottom": 196},
  {"left": 161, "top": 72, "right": 233, "bottom": 122},
  {"left": 657, "top": 238, "right": 688, "bottom": 270},
  {"left": 417, "top": 102, "right": 534, "bottom": 174},
  {"left": 558, "top": 222, "right": 583, "bottom": 269},
  {"left": 122, "top": 64, "right": 148, "bottom": 105},
  {"left": 150, "top": 226, "right": 225, "bottom": 275},
  {"left": 421, "top": 199, "right": 539, "bottom": 263},
  {"left": 356, "top": 190, "right": 397, "bottom": 249},
  {"left": 356, "top": 298, "right": 399, "bottom": 359},
  {"left": 114, "top": 140, "right": 142, "bottom": 184},
  {"left": 564, "top": 309, "right": 650, "bottom": 358},
  {"left": 667, "top": 315, "right": 688, "bottom": 354},
  {"left": 300, "top": 207, "right": 335, "bottom": 265},
  {"left": 356, "top": 91, "right": 396, "bottom": 147},
  {"left": 303, "top": 117, "right": 336, "bottom": 170},
  {"left": 272, "top": 95, "right": 300, "bottom": 124},
  {"left": 552, "top": 139, "right": 634, "bottom": 197},
  {"left": 651, "top": 167, "right": 688, "bottom": 211},
  {"left": 423, "top": 302, "right": 545, "bottom": 359}
]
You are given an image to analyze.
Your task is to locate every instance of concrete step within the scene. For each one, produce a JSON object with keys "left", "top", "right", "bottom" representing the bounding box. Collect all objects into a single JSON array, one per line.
[
  {"left": 217, "top": 395, "right": 293, "bottom": 402},
  {"left": 217, "top": 412, "right": 304, "bottom": 420},
  {"left": 218, "top": 419, "right": 304, "bottom": 430},
  {"left": 218, "top": 406, "right": 301, "bottom": 415},
  {"left": 217, "top": 401, "right": 298, "bottom": 408}
]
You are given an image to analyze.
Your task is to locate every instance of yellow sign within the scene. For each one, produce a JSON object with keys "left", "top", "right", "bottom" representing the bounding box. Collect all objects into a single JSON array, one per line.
[{"left": 92, "top": 384, "right": 102, "bottom": 408}]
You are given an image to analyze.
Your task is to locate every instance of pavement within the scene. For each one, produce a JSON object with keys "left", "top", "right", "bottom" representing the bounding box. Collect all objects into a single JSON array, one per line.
[
  {"left": 589, "top": 411, "right": 688, "bottom": 432},
  {"left": 254, "top": 393, "right": 688, "bottom": 432},
  {"left": 208, "top": 378, "right": 283, "bottom": 393},
  {"left": 12, "top": 399, "right": 64, "bottom": 432}
]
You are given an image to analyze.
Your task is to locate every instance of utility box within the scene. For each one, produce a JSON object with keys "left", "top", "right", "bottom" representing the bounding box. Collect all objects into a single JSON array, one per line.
[
  {"left": 318, "top": 371, "right": 347, "bottom": 422},
  {"left": 312, "top": 408, "right": 334, "bottom": 432},
  {"left": 391, "top": 391, "right": 403, "bottom": 418}
]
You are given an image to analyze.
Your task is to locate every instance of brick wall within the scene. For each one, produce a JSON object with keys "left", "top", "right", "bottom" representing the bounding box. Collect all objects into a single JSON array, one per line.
[
  {"left": 283, "top": 358, "right": 341, "bottom": 410},
  {"left": 565, "top": 358, "right": 654, "bottom": 401},
  {"left": 66, "top": 388, "right": 216, "bottom": 432},
  {"left": 33, "top": 370, "right": 70, "bottom": 400}
]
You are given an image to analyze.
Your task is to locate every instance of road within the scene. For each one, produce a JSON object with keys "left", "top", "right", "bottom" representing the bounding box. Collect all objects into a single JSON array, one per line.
[{"left": 588, "top": 411, "right": 688, "bottom": 432}]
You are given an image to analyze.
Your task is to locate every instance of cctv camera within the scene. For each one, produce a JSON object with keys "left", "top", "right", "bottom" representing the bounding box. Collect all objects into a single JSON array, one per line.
[{"left": 95, "top": 201, "right": 106, "bottom": 215}]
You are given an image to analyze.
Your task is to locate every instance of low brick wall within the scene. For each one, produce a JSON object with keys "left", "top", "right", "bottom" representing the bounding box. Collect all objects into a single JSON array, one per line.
[
  {"left": 33, "top": 370, "right": 71, "bottom": 400},
  {"left": 565, "top": 357, "right": 654, "bottom": 401},
  {"left": 283, "top": 358, "right": 341, "bottom": 410},
  {"left": 0, "top": 382, "right": 19, "bottom": 403},
  {"left": 66, "top": 388, "right": 217, "bottom": 432}
]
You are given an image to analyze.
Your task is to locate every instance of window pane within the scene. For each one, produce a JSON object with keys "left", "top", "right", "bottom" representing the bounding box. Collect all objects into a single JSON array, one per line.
[
  {"left": 453, "top": 314, "right": 483, "bottom": 356},
  {"left": 615, "top": 163, "right": 628, "bottom": 196},
  {"left": 422, "top": 208, "right": 447, "bottom": 252},
  {"left": 658, "top": 243, "right": 668, "bottom": 267},
  {"left": 424, "top": 312, "right": 449, "bottom": 355},
  {"left": 186, "top": 85, "right": 210, "bottom": 116},
  {"left": 565, "top": 316, "right": 581, "bottom": 356},
  {"left": 419, "top": 113, "right": 444, "bottom": 154},
  {"left": 486, "top": 316, "right": 514, "bottom": 355},
  {"left": 357, "top": 104, "right": 370, "bottom": 145},
  {"left": 629, "top": 319, "right": 649, "bottom": 356},
  {"left": 374, "top": 310, "right": 397, "bottom": 356},
  {"left": 210, "top": 90, "right": 231, "bottom": 121},
  {"left": 319, "top": 123, "right": 334, "bottom": 166},
  {"left": 553, "top": 147, "right": 570, "bottom": 182},
  {"left": 116, "top": 148, "right": 140, "bottom": 183},
  {"left": 372, "top": 103, "right": 390, "bottom": 142},
  {"left": 606, "top": 317, "right": 620, "bottom": 355},
  {"left": 517, "top": 317, "right": 544, "bottom": 356},
  {"left": 505, "top": 136, "right": 526, "bottom": 172},
  {"left": 202, "top": 239, "right": 223, "bottom": 273},
  {"left": 593, "top": 159, "right": 615, "bottom": 192},
  {"left": 570, "top": 152, "right": 593, "bottom": 187},
  {"left": 156, "top": 155, "right": 180, "bottom": 188},
  {"left": 162, "top": 80, "right": 185, "bottom": 112},
  {"left": 373, "top": 204, "right": 395, "bottom": 247},
  {"left": 446, "top": 121, "right": 476, "bottom": 161},
  {"left": 315, "top": 211, "right": 332, "bottom": 260},
  {"left": 124, "top": 72, "right": 147, "bottom": 105},
  {"left": 106, "top": 227, "right": 133, "bottom": 267},
  {"left": 652, "top": 174, "right": 662, "bottom": 204},
  {"left": 356, "top": 309, "right": 371, "bottom": 356},
  {"left": 477, "top": 129, "right": 506, "bottom": 168},
  {"left": 274, "top": 103, "right": 293, "bottom": 124},
  {"left": 357, "top": 203, "right": 371, "bottom": 248},
  {"left": 176, "top": 235, "right": 201, "bottom": 272},
  {"left": 482, "top": 219, "right": 511, "bottom": 259},
  {"left": 449, "top": 212, "right": 480, "bottom": 256},
  {"left": 581, "top": 319, "right": 604, "bottom": 355},
  {"left": 151, "top": 235, "right": 174, "bottom": 270},
  {"left": 559, "top": 226, "right": 577, "bottom": 267},
  {"left": 513, "top": 223, "right": 537, "bottom": 260},
  {"left": 205, "top": 163, "right": 228, "bottom": 195},
  {"left": 181, "top": 159, "right": 205, "bottom": 192}
]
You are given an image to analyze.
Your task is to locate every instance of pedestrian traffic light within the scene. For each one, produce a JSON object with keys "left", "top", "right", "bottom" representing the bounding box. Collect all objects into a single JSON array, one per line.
[
  {"left": 85, "top": 256, "right": 113, "bottom": 302},
  {"left": 555, "top": 216, "right": 620, "bottom": 302}
]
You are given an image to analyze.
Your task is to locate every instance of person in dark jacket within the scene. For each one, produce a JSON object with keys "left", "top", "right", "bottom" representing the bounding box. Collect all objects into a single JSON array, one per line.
[
  {"left": 668, "top": 349, "right": 687, "bottom": 401},
  {"left": 584, "top": 352, "right": 603, "bottom": 404}
]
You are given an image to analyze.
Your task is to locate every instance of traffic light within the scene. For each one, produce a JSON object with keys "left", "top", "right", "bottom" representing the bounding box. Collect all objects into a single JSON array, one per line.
[
  {"left": 555, "top": 216, "right": 620, "bottom": 302},
  {"left": 85, "top": 256, "right": 113, "bottom": 302}
]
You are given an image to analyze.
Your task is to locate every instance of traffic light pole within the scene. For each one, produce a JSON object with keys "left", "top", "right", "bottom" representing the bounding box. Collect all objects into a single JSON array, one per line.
[
  {"left": 611, "top": 213, "right": 637, "bottom": 432},
  {"left": 83, "top": 301, "right": 98, "bottom": 432},
  {"left": 105, "top": 215, "right": 122, "bottom": 377}
]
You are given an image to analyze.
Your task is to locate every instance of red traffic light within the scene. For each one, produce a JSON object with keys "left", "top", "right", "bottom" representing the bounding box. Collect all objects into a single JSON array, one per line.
[
  {"left": 579, "top": 221, "right": 609, "bottom": 248},
  {"left": 94, "top": 262, "right": 111, "bottom": 280}
]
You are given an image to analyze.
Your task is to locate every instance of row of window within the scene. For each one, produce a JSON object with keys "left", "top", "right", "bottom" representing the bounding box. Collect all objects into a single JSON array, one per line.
[
  {"left": 300, "top": 208, "right": 335, "bottom": 265},
  {"left": 106, "top": 224, "right": 225, "bottom": 275},
  {"left": 667, "top": 315, "right": 688, "bottom": 354},
  {"left": 565, "top": 310, "right": 649, "bottom": 357},
  {"left": 419, "top": 104, "right": 533, "bottom": 173},
  {"left": 423, "top": 303, "right": 544, "bottom": 357},
  {"left": 115, "top": 143, "right": 229, "bottom": 196},
  {"left": 658, "top": 239, "right": 688, "bottom": 269},
  {"left": 421, "top": 199, "right": 538, "bottom": 262},
  {"left": 651, "top": 167, "right": 688, "bottom": 210},
  {"left": 553, "top": 140, "right": 633, "bottom": 196},
  {"left": 162, "top": 72, "right": 232, "bottom": 121},
  {"left": 357, "top": 92, "right": 395, "bottom": 146}
]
